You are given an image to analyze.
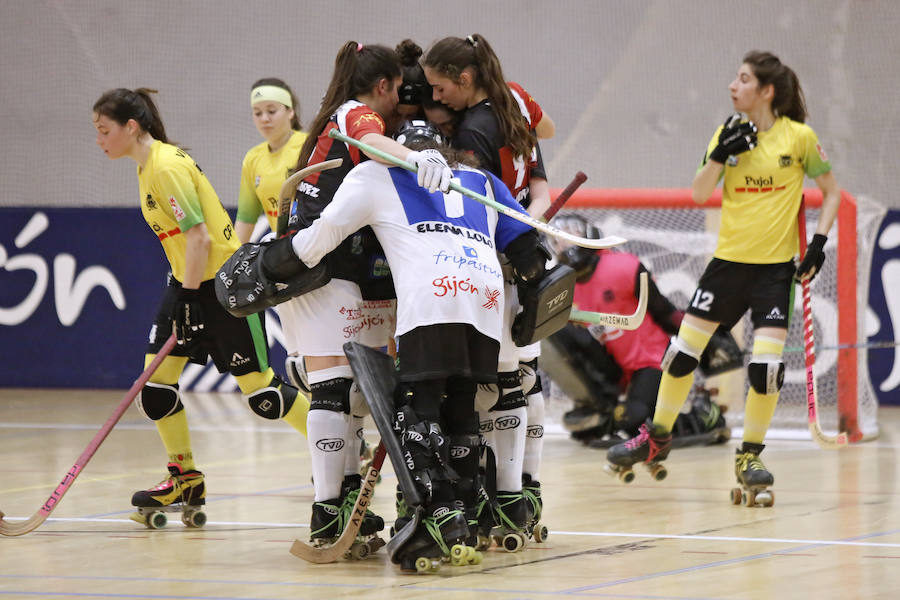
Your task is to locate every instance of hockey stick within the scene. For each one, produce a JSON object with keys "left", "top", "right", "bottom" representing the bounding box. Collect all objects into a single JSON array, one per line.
[
  {"left": 276, "top": 158, "right": 344, "bottom": 237},
  {"left": 541, "top": 171, "right": 587, "bottom": 222},
  {"left": 290, "top": 441, "right": 387, "bottom": 563},
  {"left": 327, "top": 130, "right": 625, "bottom": 250},
  {"left": 568, "top": 272, "right": 648, "bottom": 330},
  {"left": 798, "top": 202, "right": 848, "bottom": 449},
  {"left": 0, "top": 334, "right": 178, "bottom": 536}
]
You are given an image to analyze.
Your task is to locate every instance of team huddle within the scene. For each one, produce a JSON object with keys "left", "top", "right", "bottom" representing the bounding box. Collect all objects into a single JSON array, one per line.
[{"left": 91, "top": 34, "right": 840, "bottom": 572}]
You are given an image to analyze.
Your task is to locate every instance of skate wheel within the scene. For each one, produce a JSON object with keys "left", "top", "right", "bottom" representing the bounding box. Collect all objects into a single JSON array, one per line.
[
  {"left": 450, "top": 544, "right": 468, "bottom": 566},
  {"left": 415, "top": 556, "right": 440, "bottom": 573},
  {"left": 475, "top": 534, "right": 491, "bottom": 551},
  {"left": 730, "top": 488, "right": 743, "bottom": 505},
  {"left": 745, "top": 489, "right": 757, "bottom": 506},
  {"left": 147, "top": 511, "right": 167, "bottom": 530},
  {"left": 129, "top": 511, "right": 147, "bottom": 526},
  {"left": 533, "top": 524, "right": 549, "bottom": 543},
  {"left": 502, "top": 532, "right": 526, "bottom": 553},
  {"left": 349, "top": 542, "right": 370, "bottom": 560},
  {"left": 756, "top": 490, "right": 774, "bottom": 507},
  {"left": 648, "top": 463, "right": 667, "bottom": 481},
  {"left": 182, "top": 509, "right": 206, "bottom": 528},
  {"left": 619, "top": 469, "right": 635, "bottom": 484}
]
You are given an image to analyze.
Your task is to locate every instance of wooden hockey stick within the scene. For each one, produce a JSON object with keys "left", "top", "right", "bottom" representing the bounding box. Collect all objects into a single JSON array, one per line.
[
  {"left": 327, "top": 130, "right": 626, "bottom": 250},
  {"left": 798, "top": 202, "right": 848, "bottom": 449},
  {"left": 541, "top": 171, "right": 587, "bottom": 222},
  {"left": 275, "top": 158, "right": 344, "bottom": 237},
  {"left": 290, "top": 441, "right": 387, "bottom": 563},
  {"left": 568, "top": 272, "right": 648, "bottom": 330},
  {"left": 0, "top": 334, "right": 178, "bottom": 536}
]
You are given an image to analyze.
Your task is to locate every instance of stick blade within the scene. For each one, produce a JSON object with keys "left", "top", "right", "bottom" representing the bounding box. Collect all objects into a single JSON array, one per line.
[{"left": 289, "top": 538, "right": 351, "bottom": 564}]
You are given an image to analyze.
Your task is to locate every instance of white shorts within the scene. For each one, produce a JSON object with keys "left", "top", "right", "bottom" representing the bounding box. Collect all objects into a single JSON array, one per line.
[
  {"left": 357, "top": 298, "right": 397, "bottom": 350},
  {"left": 278, "top": 279, "right": 364, "bottom": 357}
]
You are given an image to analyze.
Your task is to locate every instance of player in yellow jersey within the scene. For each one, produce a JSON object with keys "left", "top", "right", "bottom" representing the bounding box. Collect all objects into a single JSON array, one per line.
[
  {"left": 607, "top": 51, "right": 841, "bottom": 504},
  {"left": 92, "top": 88, "right": 309, "bottom": 528}
]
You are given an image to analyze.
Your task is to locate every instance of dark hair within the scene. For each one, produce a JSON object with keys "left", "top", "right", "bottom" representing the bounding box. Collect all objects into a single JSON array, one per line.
[
  {"left": 251, "top": 77, "right": 302, "bottom": 130},
  {"left": 743, "top": 50, "right": 807, "bottom": 123},
  {"left": 93, "top": 88, "right": 169, "bottom": 143},
  {"left": 423, "top": 34, "right": 535, "bottom": 159},
  {"left": 396, "top": 39, "right": 439, "bottom": 110},
  {"left": 298, "top": 41, "right": 401, "bottom": 169}
]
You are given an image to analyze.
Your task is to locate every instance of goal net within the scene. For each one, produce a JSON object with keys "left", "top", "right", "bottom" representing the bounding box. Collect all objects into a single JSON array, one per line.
[{"left": 556, "top": 188, "right": 882, "bottom": 442}]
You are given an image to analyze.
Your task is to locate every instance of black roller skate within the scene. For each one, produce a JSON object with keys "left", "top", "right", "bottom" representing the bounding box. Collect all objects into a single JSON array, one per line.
[
  {"left": 522, "top": 474, "right": 548, "bottom": 543},
  {"left": 394, "top": 502, "right": 473, "bottom": 573},
  {"left": 310, "top": 475, "right": 386, "bottom": 559},
  {"left": 731, "top": 442, "right": 775, "bottom": 507},
  {"left": 491, "top": 491, "right": 532, "bottom": 552},
  {"left": 130, "top": 462, "right": 206, "bottom": 529},
  {"left": 605, "top": 420, "right": 672, "bottom": 483}
]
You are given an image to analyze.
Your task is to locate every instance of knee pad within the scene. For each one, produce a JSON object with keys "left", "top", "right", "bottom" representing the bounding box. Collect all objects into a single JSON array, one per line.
[
  {"left": 349, "top": 381, "right": 370, "bottom": 417},
  {"left": 748, "top": 359, "right": 785, "bottom": 394},
  {"left": 284, "top": 355, "right": 310, "bottom": 394},
  {"left": 245, "top": 376, "right": 297, "bottom": 420},
  {"left": 660, "top": 338, "right": 700, "bottom": 377},
  {"left": 518, "top": 358, "right": 543, "bottom": 396},
  {"left": 309, "top": 377, "right": 352, "bottom": 413},
  {"left": 475, "top": 383, "right": 499, "bottom": 413},
  {"left": 136, "top": 382, "right": 183, "bottom": 421},
  {"left": 494, "top": 371, "right": 527, "bottom": 411}
]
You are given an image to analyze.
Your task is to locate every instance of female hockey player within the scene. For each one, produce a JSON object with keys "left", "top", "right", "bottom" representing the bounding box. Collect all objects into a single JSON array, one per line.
[
  {"left": 92, "top": 87, "right": 307, "bottom": 528},
  {"left": 423, "top": 33, "right": 552, "bottom": 544},
  {"left": 285, "top": 42, "right": 454, "bottom": 549},
  {"left": 606, "top": 51, "right": 841, "bottom": 505},
  {"left": 241, "top": 120, "right": 548, "bottom": 570}
]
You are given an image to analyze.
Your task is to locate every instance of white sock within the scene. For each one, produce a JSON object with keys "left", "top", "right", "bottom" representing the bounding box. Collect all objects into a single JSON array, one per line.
[
  {"left": 344, "top": 415, "right": 365, "bottom": 477},
  {"left": 523, "top": 391, "right": 545, "bottom": 482},
  {"left": 308, "top": 408, "right": 350, "bottom": 502},
  {"left": 490, "top": 406, "right": 527, "bottom": 492}
]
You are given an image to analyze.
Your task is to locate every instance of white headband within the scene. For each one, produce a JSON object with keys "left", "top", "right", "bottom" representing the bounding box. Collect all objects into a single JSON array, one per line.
[{"left": 250, "top": 85, "right": 293, "bottom": 108}]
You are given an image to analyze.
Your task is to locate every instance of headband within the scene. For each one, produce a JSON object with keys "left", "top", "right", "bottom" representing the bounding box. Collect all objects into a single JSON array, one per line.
[{"left": 250, "top": 85, "right": 293, "bottom": 108}]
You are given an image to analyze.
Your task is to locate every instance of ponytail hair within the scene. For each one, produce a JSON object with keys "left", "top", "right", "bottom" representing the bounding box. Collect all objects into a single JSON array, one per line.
[
  {"left": 298, "top": 41, "right": 401, "bottom": 168},
  {"left": 423, "top": 34, "right": 535, "bottom": 159},
  {"left": 92, "top": 88, "right": 169, "bottom": 143},
  {"left": 251, "top": 77, "right": 302, "bottom": 130},
  {"left": 743, "top": 50, "right": 807, "bottom": 123}
]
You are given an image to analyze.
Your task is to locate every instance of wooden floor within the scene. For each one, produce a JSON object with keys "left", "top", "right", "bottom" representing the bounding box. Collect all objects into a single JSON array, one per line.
[{"left": 1, "top": 388, "right": 899, "bottom": 599}]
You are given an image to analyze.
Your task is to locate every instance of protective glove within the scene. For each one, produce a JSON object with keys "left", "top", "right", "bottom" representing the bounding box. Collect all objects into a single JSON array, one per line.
[
  {"left": 406, "top": 149, "right": 452, "bottom": 193},
  {"left": 796, "top": 233, "right": 827, "bottom": 282},
  {"left": 708, "top": 114, "right": 758, "bottom": 164},
  {"left": 173, "top": 287, "right": 204, "bottom": 345}
]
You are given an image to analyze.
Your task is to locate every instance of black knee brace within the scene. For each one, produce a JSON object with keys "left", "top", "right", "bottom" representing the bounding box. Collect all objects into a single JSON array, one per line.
[
  {"left": 246, "top": 376, "right": 298, "bottom": 419},
  {"left": 519, "top": 358, "right": 543, "bottom": 396},
  {"left": 309, "top": 377, "right": 352, "bottom": 413},
  {"left": 748, "top": 360, "right": 785, "bottom": 394},
  {"left": 494, "top": 370, "right": 527, "bottom": 411},
  {"left": 136, "top": 382, "right": 183, "bottom": 421},
  {"left": 661, "top": 339, "right": 700, "bottom": 377}
]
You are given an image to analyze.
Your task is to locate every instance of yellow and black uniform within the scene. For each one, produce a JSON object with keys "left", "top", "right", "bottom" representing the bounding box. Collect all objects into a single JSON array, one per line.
[
  {"left": 236, "top": 130, "right": 307, "bottom": 233},
  {"left": 688, "top": 116, "right": 832, "bottom": 330},
  {"left": 140, "top": 140, "right": 268, "bottom": 374}
]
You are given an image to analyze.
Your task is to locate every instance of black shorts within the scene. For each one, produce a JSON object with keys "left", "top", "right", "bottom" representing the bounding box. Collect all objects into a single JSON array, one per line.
[
  {"left": 686, "top": 259, "right": 795, "bottom": 330},
  {"left": 397, "top": 323, "right": 499, "bottom": 384},
  {"left": 146, "top": 274, "right": 269, "bottom": 376}
]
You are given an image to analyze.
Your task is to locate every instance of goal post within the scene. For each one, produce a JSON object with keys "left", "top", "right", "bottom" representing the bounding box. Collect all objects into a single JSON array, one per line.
[{"left": 550, "top": 186, "right": 879, "bottom": 443}]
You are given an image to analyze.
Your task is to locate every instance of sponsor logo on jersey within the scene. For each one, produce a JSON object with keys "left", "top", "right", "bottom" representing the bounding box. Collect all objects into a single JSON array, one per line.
[
  {"left": 353, "top": 112, "right": 385, "bottom": 130},
  {"left": 432, "top": 249, "right": 502, "bottom": 279},
  {"left": 297, "top": 181, "right": 320, "bottom": 198},
  {"left": 145, "top": 194, "right": 157, "bottom": 210},
  {"left": 779, "top": 155, "right": 793, "bottom": 167},
  {"left": 433, "top": 274, "right": 480, "bottom": 298},
  {"left": 315, "top": 438, "right": 345, "bottom": 452},
  {"left": 417, "top": 223, "right": 495, "bottom": 248},
  {"left": 733, "top": 175, "right": 786, "bottom": 194},
  {"left": 463, "top": 245, "right": 478, "bottom": 258},
  {"left": 727, "top": 155, "right": 739, "bottom": 167},
  {"left": 482, "top": 286, "right": 500, "bottom": 311},
  {"left": 168, "top": 196, "right": 186, "bottom": 221},
  {"left": 766, "top": 306, "right": 786, "bottom": 321}
]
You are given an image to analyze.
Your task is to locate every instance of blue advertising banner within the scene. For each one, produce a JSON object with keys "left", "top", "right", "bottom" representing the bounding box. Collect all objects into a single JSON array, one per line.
[
  {"left": 868, "top": 209, "right": 900, "bottom": 406},
  {"left": 0, "top": 208, "right": 286, "bottom": 390}
]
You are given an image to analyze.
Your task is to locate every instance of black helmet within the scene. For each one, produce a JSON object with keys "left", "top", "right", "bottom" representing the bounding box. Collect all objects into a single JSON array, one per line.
[
  {"left": 551, "top": 214, "right": 603, "bottom": 281},
  {"left": 394, "top": 119, "right": 445, "bottom": 148}
]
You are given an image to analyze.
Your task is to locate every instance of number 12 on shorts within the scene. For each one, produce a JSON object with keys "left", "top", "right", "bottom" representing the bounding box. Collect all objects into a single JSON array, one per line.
[{"left": 691, "top": 288, "right": 714, "bottom": 312}]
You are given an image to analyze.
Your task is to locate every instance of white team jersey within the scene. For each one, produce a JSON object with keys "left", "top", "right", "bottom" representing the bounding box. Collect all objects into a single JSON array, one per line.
[{"left": 292, "top": 160, "right": 532, "bottom": 341}]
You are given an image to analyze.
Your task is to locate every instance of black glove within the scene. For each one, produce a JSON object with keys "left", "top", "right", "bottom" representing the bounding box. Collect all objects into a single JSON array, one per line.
[
  {"left": 173, "top": 287, "right": 204, "bottom": 345},
  {"left": 708, "top": 114, "right": 758, "bottom": 164},
  {"left": 796, "top": 233, "right": 827, "bottom": 282}
]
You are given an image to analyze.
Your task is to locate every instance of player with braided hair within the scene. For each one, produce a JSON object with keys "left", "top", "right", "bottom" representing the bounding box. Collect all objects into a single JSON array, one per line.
[
  {"left": 606, "top": 51, "right": 841, "bottom": 503},
  {"left": 92, "top": 88, "right": 307, "bottom": 529}
]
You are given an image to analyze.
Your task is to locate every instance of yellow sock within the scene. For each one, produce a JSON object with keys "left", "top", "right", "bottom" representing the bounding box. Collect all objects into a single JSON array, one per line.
[
  {"left": 652, "top": 320, "right": 715, "bottom": 432},
  {"left": 743, "top": 334, "right": 785, "bottom": 444},
  {"left": 236, "top": 368, "right": 309, "bottom": 437},
  {"left": 155, "top": 410, "right": 196, "bottom": 470}
]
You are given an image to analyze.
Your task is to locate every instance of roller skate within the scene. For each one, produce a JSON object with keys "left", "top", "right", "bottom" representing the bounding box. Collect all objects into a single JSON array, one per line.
[
  {"left": 130, "top": 462, "right": 206, "bottom": 529},
  {"left": 490, "top": 491, "right": 532, "bottom": 552},
  {"left": 522, "top": 474, "right": 548, "bottom": 543},
  {"left": 730, "top": 442, "right": 775, "bottom": 507},
  {"left": 461, "top": 490, "right": 495, "bottom": 551},
  {"left": 605, "top": 420, "right": 672, "bottom": 483},
  {"left": 310, "top": 475, "right": 386, "bottom": 559},
  {"left": 671, "top": 387, "right": 731, "bottom": 448},
  {"left": 393, "top": 502, "right": 473, "bottom": 573}
]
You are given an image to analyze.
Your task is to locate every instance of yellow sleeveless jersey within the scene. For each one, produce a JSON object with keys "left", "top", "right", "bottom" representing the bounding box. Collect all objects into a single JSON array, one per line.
[
  {"left": 138, "top": 141, "right": 239, "bottom": 282},
  {"left": 236, "top": 130, "right": 307, "bottom": 232},
  {"left": 701, "top": 116, "right": 831, "bottom": 263}
]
